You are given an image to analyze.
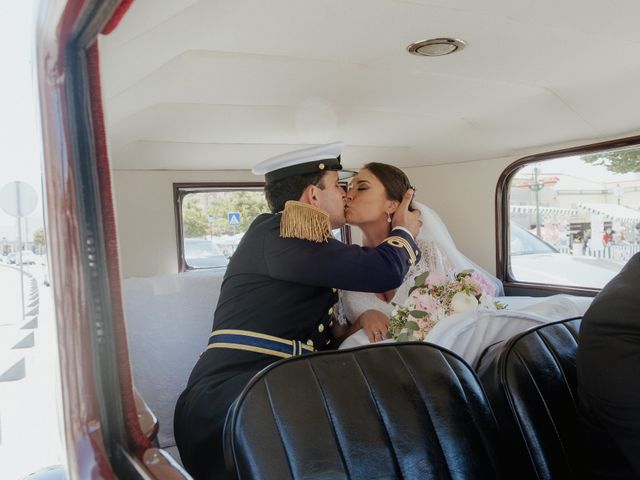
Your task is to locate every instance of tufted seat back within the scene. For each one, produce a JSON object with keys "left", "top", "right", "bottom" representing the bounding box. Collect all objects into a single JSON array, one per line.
[
  {"left": 123, "top": 269, "right": 225, "bottom": 461},
  {"left": 224, "top": 343, "right": 505, "bottom": 480},
  {"left": 476, "top": 317, "right": 584, "bottom": 480}
]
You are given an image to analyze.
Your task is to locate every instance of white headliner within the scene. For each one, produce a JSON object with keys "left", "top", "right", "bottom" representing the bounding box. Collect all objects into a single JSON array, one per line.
[{"left": 100, "top": 0, "right": 640, "bottom": 170}]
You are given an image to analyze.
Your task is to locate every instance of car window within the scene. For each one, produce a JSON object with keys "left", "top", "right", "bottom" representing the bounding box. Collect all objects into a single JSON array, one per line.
[
  {"left": 175, "top": 183, "right": 352, "bottom": 271},
  {"left": 175, "top": 184, "right": 269, "bottom": 271},
  {"left": 507, "top": 145, "right": 640, "bottom": 288}
]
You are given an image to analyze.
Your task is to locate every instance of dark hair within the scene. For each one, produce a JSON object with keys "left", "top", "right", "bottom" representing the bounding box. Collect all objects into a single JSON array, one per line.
[
  {"left": 363, "top": 162, "right": 414, "bottom": 207},
  {"left": 264, "top": 171, "right": 326, "bottom": 212}
]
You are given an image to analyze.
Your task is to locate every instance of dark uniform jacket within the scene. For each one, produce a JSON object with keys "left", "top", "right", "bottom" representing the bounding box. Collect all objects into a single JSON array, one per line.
[
  {"left": 174, "top": 212, "right": 420, "bottom": 479},
  {"left": 577, "top": 252, "right": 640, "bottom": 478}
]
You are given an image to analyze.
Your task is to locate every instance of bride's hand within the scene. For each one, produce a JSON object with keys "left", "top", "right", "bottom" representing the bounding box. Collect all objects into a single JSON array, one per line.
[
  {"left": 391, "top": 189, "right": 421, "bottom": 238},
  {"left": 358, "top": 309, "right": 390, "bottom": 343}
]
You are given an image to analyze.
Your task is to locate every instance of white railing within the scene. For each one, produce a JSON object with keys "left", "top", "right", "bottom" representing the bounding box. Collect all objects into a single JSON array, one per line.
[{"left": 580, "top": 244, "right": 640, "bottom": 261}]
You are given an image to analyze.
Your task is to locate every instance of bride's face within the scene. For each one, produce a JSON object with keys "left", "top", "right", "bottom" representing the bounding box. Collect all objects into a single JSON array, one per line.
[{"left": 345, "top": 168, "right": 396, "bottom": 226}]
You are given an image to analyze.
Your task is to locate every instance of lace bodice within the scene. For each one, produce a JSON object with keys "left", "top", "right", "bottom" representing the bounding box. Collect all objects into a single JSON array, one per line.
[{"left": 335, "top": 239, "right": 453, "bottom": 325}]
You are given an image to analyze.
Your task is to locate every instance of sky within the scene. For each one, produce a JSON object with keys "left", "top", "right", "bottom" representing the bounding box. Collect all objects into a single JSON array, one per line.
[{"left": 0, "top": 0, "right": 43, "bottom": 242}]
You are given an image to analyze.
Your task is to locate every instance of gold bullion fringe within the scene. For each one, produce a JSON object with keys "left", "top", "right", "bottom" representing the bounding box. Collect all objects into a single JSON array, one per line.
[{"left": 280, "top": 200, "right": 333, "bottom": 243}]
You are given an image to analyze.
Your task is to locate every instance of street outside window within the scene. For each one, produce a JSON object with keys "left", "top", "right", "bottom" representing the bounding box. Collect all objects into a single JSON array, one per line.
[{"left": 508, "top": 146, "right": 640, "bottom": 288}]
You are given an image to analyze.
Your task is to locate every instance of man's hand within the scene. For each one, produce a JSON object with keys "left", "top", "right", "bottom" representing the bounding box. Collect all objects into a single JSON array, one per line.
[
  {"left": 358, "top": 309, "right": 390, "bottom": 343},
  {"left": 391, "top": 189, "right": 421, "bottom": 238}
]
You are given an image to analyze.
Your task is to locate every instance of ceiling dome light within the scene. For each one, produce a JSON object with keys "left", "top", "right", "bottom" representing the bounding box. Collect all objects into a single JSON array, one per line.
[{"left": 407, "top": 38, "right": 466, "bottom": 57}]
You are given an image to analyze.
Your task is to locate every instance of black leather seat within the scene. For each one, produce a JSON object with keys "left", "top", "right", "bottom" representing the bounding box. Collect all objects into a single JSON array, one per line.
[
  {"left": 477, "top": 317, "right": 585, "bottom": 480},
  {"left": 224, "top": 343, "right": 505, "bottom": 479}
]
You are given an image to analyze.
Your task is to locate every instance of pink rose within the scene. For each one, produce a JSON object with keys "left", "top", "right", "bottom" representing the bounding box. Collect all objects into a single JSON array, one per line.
[
  {"left": 467, "top": 272, "right": 496, "bottom": 296},
  {"left": 416, "top": 295, "right": 443, "bottom": 315}
]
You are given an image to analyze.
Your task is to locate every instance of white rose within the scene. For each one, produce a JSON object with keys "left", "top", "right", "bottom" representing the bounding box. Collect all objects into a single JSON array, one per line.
[
  {"left": 450, "top": 292, "right": 479, "bottom": 314},
  {"left": 478, "top": 293, "right": 497, "bottom": 310}
]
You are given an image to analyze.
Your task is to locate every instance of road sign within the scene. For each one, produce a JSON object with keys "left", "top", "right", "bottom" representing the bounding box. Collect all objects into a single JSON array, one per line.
[
  {"left": 228, "top": 212, "right": 241, "bottom": 225},
  {"left": 0, "top": 181, "right": 38, "bottom": 218}
]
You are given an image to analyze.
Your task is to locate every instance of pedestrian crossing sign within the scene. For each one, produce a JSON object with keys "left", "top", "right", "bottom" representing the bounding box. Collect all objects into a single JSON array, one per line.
[{"left": 228, "top": 212, "right": 241, "bottom": 225}]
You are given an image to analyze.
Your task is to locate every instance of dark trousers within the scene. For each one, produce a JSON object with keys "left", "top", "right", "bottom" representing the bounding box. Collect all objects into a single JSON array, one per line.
[{"left": 174, "top": 373, "right": 254, "bottom": 480}]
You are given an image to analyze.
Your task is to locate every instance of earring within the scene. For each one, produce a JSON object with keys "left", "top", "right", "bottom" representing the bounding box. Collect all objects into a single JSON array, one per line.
[{"left": 387, "top": 212, "right": 392, "bottom": 223}]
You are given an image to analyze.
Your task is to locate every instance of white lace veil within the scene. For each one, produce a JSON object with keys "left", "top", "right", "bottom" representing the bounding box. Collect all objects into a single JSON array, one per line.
[{"left": 413, "top": 201, "right": 504, "bottom": 296}]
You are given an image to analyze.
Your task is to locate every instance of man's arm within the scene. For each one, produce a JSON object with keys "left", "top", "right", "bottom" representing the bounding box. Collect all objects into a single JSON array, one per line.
[{"left": 265, "top": 227, "right": 421, "bottom": 292}]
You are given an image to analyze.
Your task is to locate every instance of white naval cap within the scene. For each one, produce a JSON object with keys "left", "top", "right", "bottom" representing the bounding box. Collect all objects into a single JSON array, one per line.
[{"left": 252, "top": 142, "right": 355, "bottom": 183}]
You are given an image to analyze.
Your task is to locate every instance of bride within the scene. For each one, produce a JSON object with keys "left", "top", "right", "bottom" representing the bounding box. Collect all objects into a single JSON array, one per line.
[{"left": 334, "top": 163, "right": 591, "bottom": 366}]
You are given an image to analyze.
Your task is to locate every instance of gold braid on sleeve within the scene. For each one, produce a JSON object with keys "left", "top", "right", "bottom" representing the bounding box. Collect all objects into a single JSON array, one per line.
[{"left": 384, "top": 235, "right": 417, "bottom": 265}]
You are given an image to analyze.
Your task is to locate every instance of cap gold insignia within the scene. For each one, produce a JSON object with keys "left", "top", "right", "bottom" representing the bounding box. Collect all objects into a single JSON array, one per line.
[
  {"left": 280, "top": 200, "right": 333, "bottom": 243},
  {"left": 318, "top": 163, "right": 325, "bottom": 170}
]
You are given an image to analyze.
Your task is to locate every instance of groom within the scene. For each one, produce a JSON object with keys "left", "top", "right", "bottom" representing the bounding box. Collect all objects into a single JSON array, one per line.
[{"left": 174, "top": 142, "right": 422, "bottom": 479}]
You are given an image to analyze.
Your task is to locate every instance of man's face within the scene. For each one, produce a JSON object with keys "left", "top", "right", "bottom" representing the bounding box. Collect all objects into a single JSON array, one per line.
[{"left": 315, "top": 171, "right": 347, "bottom": 228}]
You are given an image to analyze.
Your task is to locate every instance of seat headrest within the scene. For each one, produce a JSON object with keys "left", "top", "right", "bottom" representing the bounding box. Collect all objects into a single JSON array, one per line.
[{"left": 225, "top": 343, "right": 505, "bottom": 479}]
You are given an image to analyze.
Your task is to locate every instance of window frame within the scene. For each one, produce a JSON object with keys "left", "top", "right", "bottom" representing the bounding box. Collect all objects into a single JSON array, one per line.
[
  {"left": 173, "top": 182, "right": 266, "bottom": 272},
  {"left": 496, "top": 134, "right": 640, "bottom": 297},
  {"left": 174, "top": 182, "right": 353, "bottom": 272}
]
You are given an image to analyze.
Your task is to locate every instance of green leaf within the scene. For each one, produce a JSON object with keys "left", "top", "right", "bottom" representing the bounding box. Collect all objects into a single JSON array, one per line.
[
  {"left": 413, "top": 271, "right": 430, "bottom": 287},
  {"left": 405, "top": 320, "right": 420, "bottom": 331},
  {"left": 456, "top": 269, "right": 474, "bottom": 279},
  {"left": 409, "top": 310, "right": 428, "bottom": 319}
]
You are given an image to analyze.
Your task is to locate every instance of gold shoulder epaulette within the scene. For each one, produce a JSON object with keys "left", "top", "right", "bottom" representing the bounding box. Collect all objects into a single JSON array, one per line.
[{"left": 280, "top": 200, "right": 333, "bottom": 243}]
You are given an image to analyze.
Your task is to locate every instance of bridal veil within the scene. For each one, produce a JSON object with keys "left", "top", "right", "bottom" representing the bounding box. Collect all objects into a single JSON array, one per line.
[{"left": 413, "top": 201, "right": 504, "bottom": 296}]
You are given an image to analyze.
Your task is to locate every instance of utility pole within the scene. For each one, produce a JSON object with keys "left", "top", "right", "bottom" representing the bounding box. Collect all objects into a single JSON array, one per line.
[
  {"left": 0, "top": 182, "right": 38, "bottom": 324},
  {"left": 529, "top": 166, "right": 544, "bottom": 237},
  {"left": 615, "top": 184, "right": 623, "bottom": 205}
]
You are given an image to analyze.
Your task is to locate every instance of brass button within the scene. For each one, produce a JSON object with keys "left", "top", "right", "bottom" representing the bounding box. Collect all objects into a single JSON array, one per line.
[
  {"left": 318, "top": 324, "right": 325, "bottom": 333},
  {"left": 318, "top": 163, "right": 325, "bottom": 170},
  {"left": 329, "top": 320, "right": 334, "bottom": 327},
  {"left": 306, "top": 339, "right": 314, "bottom": 347},
  {"left": 328, "top": 307, "right": 334, "bottom": 316},
  {"left": 332, "top": 288, "right": 337, "bottom": 293}
]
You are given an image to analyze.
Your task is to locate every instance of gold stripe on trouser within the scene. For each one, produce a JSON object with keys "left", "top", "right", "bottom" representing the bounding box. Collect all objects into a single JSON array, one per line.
[
  {"left": 206, "top": 342, "right": 292, "bottom": 359},
  {"left": 211, "top": 329, "right": 292, "bottom": 344},
  {"left": 207, "top": 329, "right": 315, "bottom": 358}
]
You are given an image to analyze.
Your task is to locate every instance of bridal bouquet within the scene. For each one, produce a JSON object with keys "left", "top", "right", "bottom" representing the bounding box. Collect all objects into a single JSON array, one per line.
[{"left": 388, "top": 270, "right": 507, "bottom": 342}]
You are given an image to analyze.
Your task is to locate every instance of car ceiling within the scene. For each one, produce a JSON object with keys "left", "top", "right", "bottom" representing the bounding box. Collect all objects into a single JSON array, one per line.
[{"left": 99, "top": 0, "right": 640, "bottom": 171}]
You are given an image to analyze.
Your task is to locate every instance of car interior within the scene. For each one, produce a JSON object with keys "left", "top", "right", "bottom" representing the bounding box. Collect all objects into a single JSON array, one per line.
[{"left": 34, "top": 0, "right": 640, "bottom": 477}]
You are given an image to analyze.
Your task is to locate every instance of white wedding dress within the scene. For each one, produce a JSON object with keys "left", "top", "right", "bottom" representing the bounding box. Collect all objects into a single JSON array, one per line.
[{"left": 336, "top": 202, "right": 592, "bottom": 367}]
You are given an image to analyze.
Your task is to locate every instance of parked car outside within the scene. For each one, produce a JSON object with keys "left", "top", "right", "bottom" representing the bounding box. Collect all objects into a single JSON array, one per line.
[
  {"left": 6, "top": 250, "right": 37, "bottom": 265},
  {"left": 510, "top": 224, "right": 622, "bottom": 289},
  {"left": 184, "top": 238, "right": 230, "bottom": 269}
]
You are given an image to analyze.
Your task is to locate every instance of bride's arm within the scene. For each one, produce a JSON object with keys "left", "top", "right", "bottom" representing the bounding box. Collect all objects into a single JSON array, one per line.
[{"left": 332, "top": 318, "right": 362, "bottom": 345}]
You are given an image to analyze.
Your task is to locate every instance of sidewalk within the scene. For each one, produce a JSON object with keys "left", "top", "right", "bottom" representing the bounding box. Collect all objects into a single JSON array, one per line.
[
  {"left": 0, "top": 264, "right": 66, "bottom": 479},
  {"left": 0, "top": 266, "right": 24, "bottom": 326}
]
